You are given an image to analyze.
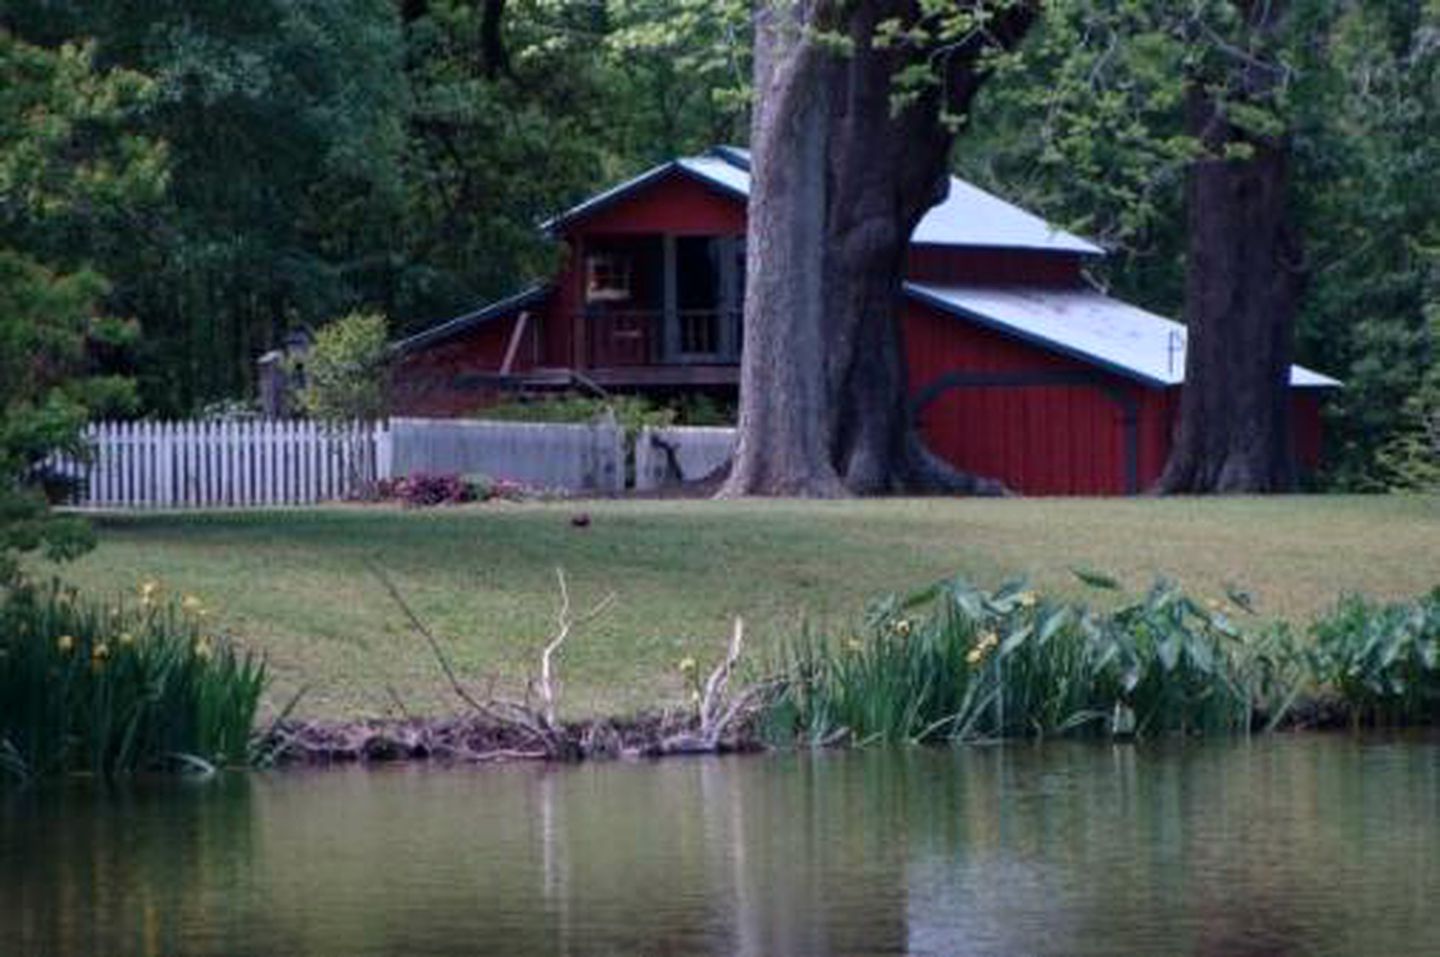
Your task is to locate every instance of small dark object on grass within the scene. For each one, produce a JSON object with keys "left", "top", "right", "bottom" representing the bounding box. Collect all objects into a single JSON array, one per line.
[{"left": 571, "top": 512, "right": 591, "bottom": 528}]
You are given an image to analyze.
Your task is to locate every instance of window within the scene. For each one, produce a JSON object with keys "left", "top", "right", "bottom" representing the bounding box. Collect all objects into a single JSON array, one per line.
[{"left": 586, "top": 253, "right": 632, "bottom": 303}]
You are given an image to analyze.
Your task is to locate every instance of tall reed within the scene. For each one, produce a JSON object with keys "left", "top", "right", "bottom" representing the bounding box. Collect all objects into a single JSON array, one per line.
[
  {"left": 762, "top": 575, "right": 1307, "bottom": 746},
  {"left": 0, "top": 580, "right": 266, "bottom": 780}
]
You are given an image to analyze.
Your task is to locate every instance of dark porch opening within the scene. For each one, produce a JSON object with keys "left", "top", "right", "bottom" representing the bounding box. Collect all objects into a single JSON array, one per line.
[{"left": 583, "top": 234, "right": 743, "bottom": 371}]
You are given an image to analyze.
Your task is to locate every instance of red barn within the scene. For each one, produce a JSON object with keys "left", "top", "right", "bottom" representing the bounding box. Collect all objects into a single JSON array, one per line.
[{"left": 392, "top": 146, "right": 1337, "bottom": 495}]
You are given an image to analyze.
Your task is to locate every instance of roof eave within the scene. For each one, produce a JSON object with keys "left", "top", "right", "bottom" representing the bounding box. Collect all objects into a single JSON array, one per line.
[
  {"left": 391, "top": 284, "right": 551, "bottom": 356},
  {"left": 901, "top": 282, "right": 1173, "bottom": 388},
  {"left": 908, "top": 239, "right": 1107, "bottom": 258},
  {"left": 540, "top": 159, "right": 749, "bottom": 236}
]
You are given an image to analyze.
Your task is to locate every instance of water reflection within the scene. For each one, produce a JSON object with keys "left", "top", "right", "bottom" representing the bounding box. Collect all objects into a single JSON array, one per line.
[{"left": 3, "top": 736, "right": 1439, "bottom": 956}]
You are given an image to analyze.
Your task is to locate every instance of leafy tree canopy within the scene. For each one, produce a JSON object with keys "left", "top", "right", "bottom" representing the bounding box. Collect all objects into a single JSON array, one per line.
[{"left": 1, "top": 32, "right": 162, "bottom": 580}]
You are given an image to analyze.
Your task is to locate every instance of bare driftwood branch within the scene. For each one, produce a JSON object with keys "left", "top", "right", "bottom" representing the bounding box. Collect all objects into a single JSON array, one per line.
[
  {"left": 699, "top": 617, "right": 745, "bottom": 734},
  {"left": 537, "top": 567, "right": 617, "bottom": 729},
  {"left": 660, "top": 617, "right": 777, "bottom": 754},
  {"left": 371, "top": 560, "right": 616, "bottom": 760}
]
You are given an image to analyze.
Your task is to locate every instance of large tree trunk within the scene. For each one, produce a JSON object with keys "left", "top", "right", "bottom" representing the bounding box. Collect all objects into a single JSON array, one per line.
[
  {"left": 1157, "top": 9, "right": 1303, "bottom": 494},
  {"left": 722, "top": 1, "right": 1033, "bottom": 497},
  {"left": 723, "top": 0, "right": 848, "bottom": 496}
]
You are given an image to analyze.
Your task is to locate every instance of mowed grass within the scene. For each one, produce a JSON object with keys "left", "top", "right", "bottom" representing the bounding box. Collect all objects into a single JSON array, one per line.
[{"left": 33, "top": 495, "right": 1440, "bottom": 721}]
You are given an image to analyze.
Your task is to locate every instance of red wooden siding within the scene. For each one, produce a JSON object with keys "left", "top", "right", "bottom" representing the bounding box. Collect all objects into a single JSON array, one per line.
[
  {"left": 548, "top": 243, "right": 579, "bottom": 368},
  {"left": 1291, "top": 393, "right": 1324, "bottom": 471},
  {"left": 391, "top": 312, "right": 535, "bottom": 417},
  {"left": 389, "top": 160, "right": 1332, "bottom": 493},
  {"left": 916, "top": 383, "right": 1130, "bottom": 495},
  {"left": 904, "top": 299, "right": 1142, "bottom": 495},
  {"left": 903, "top": 300, "right": 1327, "bottom": 494},
  {"left": 560, "top": 172, "right": 746, "bottom": 236}
]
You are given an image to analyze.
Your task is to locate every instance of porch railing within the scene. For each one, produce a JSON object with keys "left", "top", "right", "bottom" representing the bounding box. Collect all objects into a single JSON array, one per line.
[{"left": 584, "top": 309, "right": 741, "bottom": 367}]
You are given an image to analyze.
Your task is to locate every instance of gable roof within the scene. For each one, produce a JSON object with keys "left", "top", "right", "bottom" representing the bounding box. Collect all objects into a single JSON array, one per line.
[
  {"left": 544, "top": 147, "right": 1104, "bottom": 256},
  {"left": 905, "top": 283, "right": 1340, "bottom": 389},
  {"left": 391, "top": 284, "right": 551, "bottom": 355}
]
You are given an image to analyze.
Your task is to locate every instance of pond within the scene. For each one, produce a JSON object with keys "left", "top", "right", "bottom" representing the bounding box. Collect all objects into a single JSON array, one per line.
[{"left": 4, "top": 735, "right": 1440, "bottom": 956}]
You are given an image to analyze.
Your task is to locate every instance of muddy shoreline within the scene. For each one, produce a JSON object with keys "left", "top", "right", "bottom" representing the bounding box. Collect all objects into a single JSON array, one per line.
[
  {"left": 262, "top": 711, "right": 768, "bottom": 766},
  {"left": 261, "top": 693, "right": 1368, "bottom": 767}
]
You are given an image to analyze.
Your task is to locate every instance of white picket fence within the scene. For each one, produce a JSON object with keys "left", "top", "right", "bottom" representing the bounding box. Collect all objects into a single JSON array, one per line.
[
  {"left": 60, "top": 420, "right": 385, "bottom": 509},
  {"left": 60, "top": 417, "right": 723, "bottom": 508}
]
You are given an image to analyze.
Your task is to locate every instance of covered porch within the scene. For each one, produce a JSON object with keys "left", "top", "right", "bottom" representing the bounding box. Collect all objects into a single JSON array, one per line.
[{"left": 574, "top": 233, "right": 744, "bottom": 379}]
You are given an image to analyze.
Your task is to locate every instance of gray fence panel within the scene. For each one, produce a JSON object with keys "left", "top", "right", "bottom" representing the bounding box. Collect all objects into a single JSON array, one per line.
[
  {"left": 634, "top": 426, "right": 737, "bottom": 491},
  {"left": 387, "top": 418, "right": 624, "bottom": 494}
]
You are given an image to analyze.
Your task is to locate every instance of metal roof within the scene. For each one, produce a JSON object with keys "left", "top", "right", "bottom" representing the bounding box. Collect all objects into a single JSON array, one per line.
[
  {"left": 543, "top": 146, "right": 1103, "bottom": 255},
  {"left": 390, "top": 284, "right": 551, "bottom": 355},
  {"left": 905, "top": 283, "right": 1340, "bottom": 389}
]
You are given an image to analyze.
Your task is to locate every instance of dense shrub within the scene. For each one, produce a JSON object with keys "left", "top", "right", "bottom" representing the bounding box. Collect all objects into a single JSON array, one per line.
[
  {"left": 476, "top": 392, "right": 734, "bottom": 434},
  {"left": 0, "top": 581, "right": 266, "bottom": 780}
]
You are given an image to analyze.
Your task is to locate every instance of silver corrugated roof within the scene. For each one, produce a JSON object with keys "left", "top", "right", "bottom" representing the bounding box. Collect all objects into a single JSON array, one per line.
[
  {"left": 905, "top": 283, "right": 1339, "bottom": 388},
  {"left": 545, "top": 147, "right": 1103, "bottom": 255}
]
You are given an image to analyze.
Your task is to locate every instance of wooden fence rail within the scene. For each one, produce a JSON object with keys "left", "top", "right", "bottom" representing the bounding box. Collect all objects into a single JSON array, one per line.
[
  {"left": 54, "top": 416, "right": 636, "bottom": 508},
  {"left": 56, "top": 420, "right": 383, "bottom": 509}
]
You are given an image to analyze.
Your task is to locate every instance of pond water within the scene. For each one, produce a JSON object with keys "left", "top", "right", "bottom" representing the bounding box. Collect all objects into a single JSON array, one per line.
[{"left": 4, "top": 735, "right": 1440, "bottom": 956}]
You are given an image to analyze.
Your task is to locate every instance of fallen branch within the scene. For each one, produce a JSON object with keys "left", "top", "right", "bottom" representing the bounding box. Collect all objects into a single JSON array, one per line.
[
  {"left": 660, "top": 617, "right": 777, "bottom": 754},
  {"left": 369, "top": 560, "right": 493, "bottom": 717},
  {"left": 370, "top": 560, "right": 616, "bottom": 760},
  {"left": 537, "top": 567, "right": 616, "bottom": 729}
]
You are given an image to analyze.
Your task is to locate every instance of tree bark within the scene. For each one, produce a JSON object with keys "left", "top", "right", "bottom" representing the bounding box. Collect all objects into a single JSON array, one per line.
[
  {"left": 723, "top": 1, "right": 848, "bottom": 496},
  {"left": 1157, "top": 13, "right": 1303, "bottom": 494},
  {"left": 722, "top": 1, "right": 1033, "bottom": 497}
]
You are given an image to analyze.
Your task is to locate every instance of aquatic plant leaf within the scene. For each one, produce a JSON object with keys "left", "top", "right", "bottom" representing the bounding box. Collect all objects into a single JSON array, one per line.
[
  {"left": 1038, "top": 608, "right": 1070, "bottom": 645},
  {"left": 1186, "top": 638, "right": 1214, "bottom": 674},
  {"left": 1225, "top": 585, "right": 1258, "bottom": 615},
  {"left": 1000, "top": 624, "right": 1033, "bottom": 657},
  {"left": 1072, "top": 567, "right": 1121, "bottom": 590},
  {"left": 1209, "top": 613, "right": 1239, "bottom": 639},
  {"left": 1158, "top": 635, "right": 1181, "bottom": 672}
]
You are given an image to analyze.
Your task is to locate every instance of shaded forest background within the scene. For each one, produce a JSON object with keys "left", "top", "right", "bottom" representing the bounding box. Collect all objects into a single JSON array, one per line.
[{"left": 3, "top": 0, "right": 1436, "bottom": 489}]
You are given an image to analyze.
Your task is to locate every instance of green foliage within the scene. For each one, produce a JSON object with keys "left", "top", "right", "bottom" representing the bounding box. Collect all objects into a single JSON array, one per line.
[
  {"left": 767, "top": 568, "right": 1440, "bottom": 746},
  {"left": 1292, "top": 3, "right": 1440, "bottom": 487},
  {"left": 1373, "top": 309, "right": 1440, "bottom": 492},
  {"left": 0, "top": 0, "right": 754, "bottom": 412},
  {"left": 478, "top": 392, "right": 733, "bottom": 435},
  {"left": 763, "top": 575, "right": 1300, "bottom": 746},
  {"left": 1309, "top": 590, "right": 1440, "bottom": 726},
  {"left": 0, "top": 580, "right": 267, "bottom": 780},
  {"left": 1, "top": 32, "right": 157, "bottom": 583},
  {"left": 962, "top": 0, "right": 1440, "bottom": 485},
  {"left": 4, "top": 0, "right": 1434, "bottom": 494},
  {"left": 299, "top": 311, "right": 391, "bottom": 422}
]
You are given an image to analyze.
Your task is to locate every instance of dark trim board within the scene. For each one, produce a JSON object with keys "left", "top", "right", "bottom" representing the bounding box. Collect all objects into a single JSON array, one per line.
[
  {"left": 910, "top": 370, "right": 1141, "bottom": 494},
  {"left": 391, "top": 285, "right": 552, "bottom": 355},
  {"left": 451, "top": 364, "right": 740, "bottom": 393}
]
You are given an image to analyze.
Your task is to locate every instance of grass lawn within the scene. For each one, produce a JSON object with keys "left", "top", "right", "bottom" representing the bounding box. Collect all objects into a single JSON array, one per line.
[{"left": 33, "top": 495, "right": 1440, "bottom": 721}]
